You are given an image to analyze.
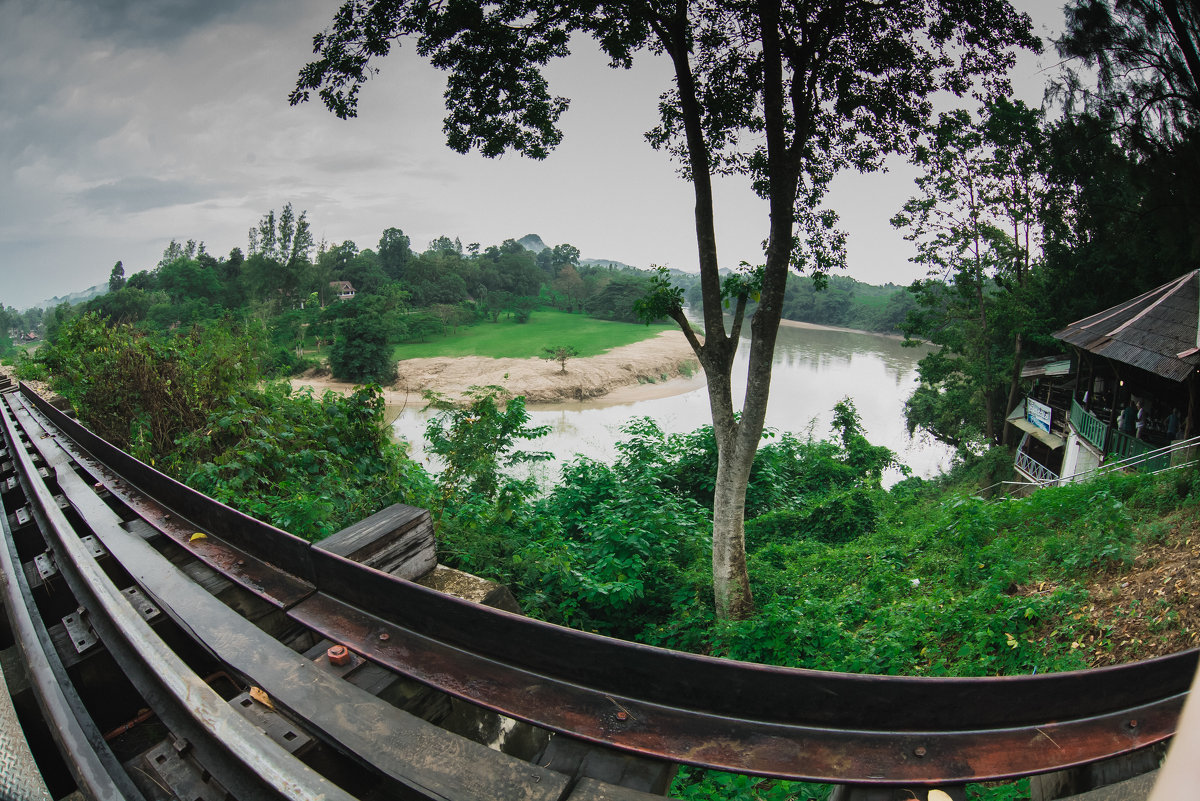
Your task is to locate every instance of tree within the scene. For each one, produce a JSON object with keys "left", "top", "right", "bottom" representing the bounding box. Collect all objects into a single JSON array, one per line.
[
  {"left": 0, "top": 305, "right": 15, "bottom": 358},
  {"left": 1054, "top": 0, "right": 1200, "bottom": 153},
  {"left": 108, "top": 261, "right": 126, "bottom": 293},
  {"left": 378, "top": 227, "right": 413, "bottom": 281},
  {"left": 542, "top": 345, "right": 579, "bottom": 373},
  {"left": 249, "top": 203, "right": 315, "bottom": 266},
  {"left": 423, "top": 386, "right": 551, "bottom": 501},
  {"left": 891, "top": 99, "right": 1050, "bottom": 449},
  {"left": 293, "top": 0, "right": 1036, "bottom": 620},
  {"left": 157, "top": 257, "right": 223, "bottom": 306},
  {"left": 1040, "top": 1, "right": 1200, "bottom": 324},
  {"left": 538, "top": 242, "right": 581, "bottom": 277},
  {"left": 552, "top": 264, "right": 585, "bottom": 310},
  {"left": 330, "top": 311, "right": 397, "bottom": 384},
  {"left": 590, "top": 273, "right": 655, "bottom": 322},
  {"left": 328, "top": 293, "right": 404, "bottom": 383},
  {"left": 86, "top": 286, "right": 156, "bottom": 325},
  {"left": 1038, "top": 113, "right": 1199, "bottom": 325}
]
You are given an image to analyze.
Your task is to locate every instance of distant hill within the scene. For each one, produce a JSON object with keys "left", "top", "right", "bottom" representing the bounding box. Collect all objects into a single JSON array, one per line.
[
  {"left": 516, "top": 234, "right": 548, "bottom": 253},
  {"left": 517, "top": 233, "right": 643, "bottom": 272},
  {"left": 41, "top": 283, "right": 107, "bottom": 309},
  {"left": 580, "top": 258, "right": 639, "bottom": 271}
]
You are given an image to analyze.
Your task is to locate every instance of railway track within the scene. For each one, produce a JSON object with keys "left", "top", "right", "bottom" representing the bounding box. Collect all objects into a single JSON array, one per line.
[{"left": 0, "top": 379, "right": 1195, "bottom": 800}]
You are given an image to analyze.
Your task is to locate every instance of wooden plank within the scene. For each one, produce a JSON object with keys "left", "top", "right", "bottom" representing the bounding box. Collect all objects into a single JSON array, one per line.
[
  {"left": 1030, "top": 745, "right": 1165, "bottom": 800},
  {"left": 315, "top": 503, "right": 436, "bottom": 580},
  {"left": 567, "top": 777, "right": 672, "bottom": 801},
  {"left": 63, "top": 484, "right": 569, "bottom": 801},
  {"left": 537, "top": 735, "right": 677, "bottom": 796},
  {"left": 1055, "top": 771, "right": 1157, "bottom": 801}
]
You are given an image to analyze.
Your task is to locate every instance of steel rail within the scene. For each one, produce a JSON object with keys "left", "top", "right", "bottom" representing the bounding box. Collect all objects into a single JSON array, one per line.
[
  {"left": 8, "top": 395, "right": 571, "bottom": 801},
  {"left": 0, "top": 446, "right": 135, "bottom": 800},
  {"left": 16, "top": 382, "right": 1198, "bottom": 787},
  {"left": 0, "top": 391, "right": 358, "bottom": 801}
]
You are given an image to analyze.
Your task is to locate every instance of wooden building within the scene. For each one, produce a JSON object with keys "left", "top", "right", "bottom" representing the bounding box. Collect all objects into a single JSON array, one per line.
[
  {"left": 1014, "top": 270, "right": 1200, "bottom": 484},
  {"left": 329, "top": 280, "right": 358, "bottom": 301}
]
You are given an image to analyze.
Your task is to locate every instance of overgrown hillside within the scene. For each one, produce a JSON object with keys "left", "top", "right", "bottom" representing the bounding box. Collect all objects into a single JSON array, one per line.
[{"left": 17, "top": 318, "right": 1200, "bottom": 800}]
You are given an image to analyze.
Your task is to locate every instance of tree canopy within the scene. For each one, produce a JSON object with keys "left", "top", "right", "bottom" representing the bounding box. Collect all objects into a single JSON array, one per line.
[
  {"left": 292, "top": 0, "right": 1038, "bottom": 620},
  {"left": 1054, "top": 0, "right": 1200, "bottom": 151}
]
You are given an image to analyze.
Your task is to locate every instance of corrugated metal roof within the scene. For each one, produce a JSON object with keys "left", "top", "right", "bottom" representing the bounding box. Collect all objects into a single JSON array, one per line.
[
  {"left": 1052, "top": 270, "right": 1200, "bottom": 383},
  {"left": 1021, "top": 355, "right": 1072, "bottom": 379}
]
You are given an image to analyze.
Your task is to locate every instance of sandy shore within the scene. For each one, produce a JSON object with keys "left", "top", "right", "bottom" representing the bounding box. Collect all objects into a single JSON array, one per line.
[
  {"left": 778, "top": 317, "right": 906, "bottom": 340},
  {"left": 291, "top": 329, "right": 702, "bottom": 406}
]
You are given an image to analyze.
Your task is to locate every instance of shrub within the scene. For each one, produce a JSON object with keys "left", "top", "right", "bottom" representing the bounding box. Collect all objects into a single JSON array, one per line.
[{"left": 31, "top": 313, "right": 260, "bottom": 459}]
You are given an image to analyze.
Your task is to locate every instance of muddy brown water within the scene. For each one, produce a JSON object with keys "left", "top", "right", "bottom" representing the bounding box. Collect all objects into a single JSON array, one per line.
[{"left": 390, "top": 322, "right": 954, "bottom": 487}]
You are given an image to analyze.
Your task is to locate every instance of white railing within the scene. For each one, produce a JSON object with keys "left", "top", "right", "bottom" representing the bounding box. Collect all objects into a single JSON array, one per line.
[
  {"left": 1014, "top": 450, "right": 1059, "bottom": 484},
  {"left": 1059, "top": 434, "right": 1200, "bottom": 485}
]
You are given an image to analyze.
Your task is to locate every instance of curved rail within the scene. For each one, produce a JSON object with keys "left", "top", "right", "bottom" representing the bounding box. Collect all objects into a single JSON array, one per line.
[{"left": 4, "top": 381, "right": 1194, "bottom": 794}]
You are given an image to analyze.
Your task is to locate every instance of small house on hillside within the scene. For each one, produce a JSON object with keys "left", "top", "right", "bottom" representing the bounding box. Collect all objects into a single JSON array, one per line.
[
  {"left": 330, "top": 280, "right": 357, "bottom": 301},
  {"left": 1012, "top": 270, "right": 1200, "bottom": 485}
]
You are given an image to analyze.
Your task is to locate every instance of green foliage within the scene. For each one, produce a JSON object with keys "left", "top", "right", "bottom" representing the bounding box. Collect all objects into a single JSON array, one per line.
[
  {"left": 169, "top": 383, "right": 431, "bottom": 541},
  {"left": 967, "top": 779, "right": 1029, "bottom": 801},
  {"left": 695, "top": 467, "right": 1188, "bottom": 673},
  {"left": 1054, "top": 0, "right": 1200, "bottom": 152},
  {"left": 894, "top": 98, "right": 1051, "bottom": 449},
  {"left": 423, "top": 386, "right": 552, "bottom": 503},
  {"left": 519, "top": 444, "right": 711, "bottom": 636},
  {"left": 329, "top": 294, "right": 401, "bottom": 383},
  {"left": 633, "top": 266, "right": 684, "bottom": 325},
  {"left": 428, "top": 409, "right": 1199, "bottom": 679},
  {"left": 394, "top": 309, "right": 672, "bottom": 359},
  {"left": 672, "top": 767, "right": 826, "bottom": 801},
  {"left": 587, "top": 274, "right": 657, "bottom": 323},
  {"left": 541, "top": 344, "right": 579, "bottom": 373},
  {"left": 30, "top": 313, "right": 261, "bottom": 459}
]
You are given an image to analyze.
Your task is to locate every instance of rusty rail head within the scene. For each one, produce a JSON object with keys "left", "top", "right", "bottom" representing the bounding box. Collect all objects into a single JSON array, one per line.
[{"left": 20, "top": 382, "right": 1197, "bottom": 786}]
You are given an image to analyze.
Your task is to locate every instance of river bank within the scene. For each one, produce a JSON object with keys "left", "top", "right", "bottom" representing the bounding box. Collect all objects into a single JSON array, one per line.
[
  {"left": 778, "top": 317, "right": 906, "bottom": 340},
  {"left": 291, "top": 329, "right": 701, "bottom": 406}
]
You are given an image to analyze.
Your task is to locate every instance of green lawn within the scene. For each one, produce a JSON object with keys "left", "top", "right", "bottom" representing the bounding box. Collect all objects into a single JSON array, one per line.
[{"left": 393, "top": 310, "right": 675, "bottom": 360}]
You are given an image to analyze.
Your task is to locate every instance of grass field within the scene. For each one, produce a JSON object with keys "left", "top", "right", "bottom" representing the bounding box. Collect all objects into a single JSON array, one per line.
[{"left": 393, "top": 310, "right": 675, "bottom": 360}]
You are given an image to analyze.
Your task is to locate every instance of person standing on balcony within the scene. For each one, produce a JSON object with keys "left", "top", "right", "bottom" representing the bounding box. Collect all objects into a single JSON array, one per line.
[
  {"left": 1167, "top": 407, "right": 1181, "bottom": 440},
  {"left": 1136, "top": 401, "right": 1147, "bottom": 440},
  {"left": 1120, "top": 402, "right": 1136, "bottom": 435}
]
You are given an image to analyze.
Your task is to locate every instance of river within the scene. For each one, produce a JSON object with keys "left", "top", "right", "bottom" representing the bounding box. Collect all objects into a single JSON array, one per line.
[{"left": 390, "top": 321, "right": 955, "bottom": 486}]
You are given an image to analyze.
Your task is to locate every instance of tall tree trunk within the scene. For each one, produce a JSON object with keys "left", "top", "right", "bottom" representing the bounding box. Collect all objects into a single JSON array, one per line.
[
  {"left": 712, "top": 443, "right": 754, "bottom": 617},
  {"left": 655, "top": 10, "right": 755, "bottom": 620},
  {"left": 1002, "top": 332, "right": 1024, "bottom": 446},
  {"left": 653, "top": 0, "right": 801, "bottom": 620}
]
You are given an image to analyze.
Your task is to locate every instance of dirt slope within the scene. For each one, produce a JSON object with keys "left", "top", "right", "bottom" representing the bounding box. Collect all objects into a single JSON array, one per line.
[{"left": 293, "top": 329, "right": 701, "bottom": 405}]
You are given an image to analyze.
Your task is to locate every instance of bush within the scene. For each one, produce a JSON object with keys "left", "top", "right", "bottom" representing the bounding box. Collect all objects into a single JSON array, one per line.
[
  {"left": 31, "top": 313, "right": 260, "bottom": 459},
  {"left": 170, "top": 384, "right": 432, "bottom": 541},
  {"left": 331, "top": 312, "right": 397, "bottom": 383}
]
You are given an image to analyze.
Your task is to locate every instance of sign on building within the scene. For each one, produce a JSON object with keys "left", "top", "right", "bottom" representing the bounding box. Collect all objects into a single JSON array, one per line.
[{"left": 1027, "top": 397, "right": 1052, "bottom": 434}]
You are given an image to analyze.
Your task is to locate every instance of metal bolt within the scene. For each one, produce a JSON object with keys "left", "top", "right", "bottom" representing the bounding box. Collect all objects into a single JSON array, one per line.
[
  {"left": 379, "top": 632, "right": 390, "bottom": 641},
  {"left": 236, "top": 560, "right": 245, "bottom": 567},
  {"left": 616, "top": 710, "right": 628, "bottom": 721},
  {"left": 327, "top": 645, "right": 351, "bottom": 666},
  {"left": 1129, "top": 719, "right": 1139, "bottom": 729},
  {"left": 914, "top": 746, "right": 927, "bottom": 757}
]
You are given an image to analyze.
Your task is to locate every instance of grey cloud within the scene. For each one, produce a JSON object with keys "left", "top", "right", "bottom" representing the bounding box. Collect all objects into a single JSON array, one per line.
[
  {"left": 76, "top": 175, "right": 215, "bottom": 213},
  {"left": 57, "top": 0, "right": 283, "bottom": 46}
]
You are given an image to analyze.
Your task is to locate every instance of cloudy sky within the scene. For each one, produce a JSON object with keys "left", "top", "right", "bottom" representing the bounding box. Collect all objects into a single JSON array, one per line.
[{"left": 0, "top": 0, "right": 1067, "bottom": 311}]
